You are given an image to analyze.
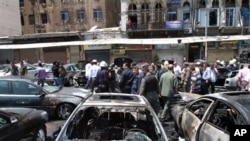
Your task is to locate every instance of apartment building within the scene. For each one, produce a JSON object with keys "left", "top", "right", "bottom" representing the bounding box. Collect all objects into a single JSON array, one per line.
[
  {"left": 1, "top": 0, "right": 250, "bottom": 64},
  {"left": 0, "top": 1, "right": 21, "bottom": 62}
]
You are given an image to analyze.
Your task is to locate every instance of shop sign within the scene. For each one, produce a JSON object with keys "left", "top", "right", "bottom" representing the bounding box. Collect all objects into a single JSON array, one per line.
[
  {"left": 111, "top": 49, "right": 125, "bottom": 55},
  {"left": 126, "top": 45, "right": 152, "bottom": 50},
  {"left": 219, "top": 40, "right": 238, "bottom": 46},
  {"left": 84, "top": 45, "right": 111, "bottom": 50},
  {"left": 165, "top": 21, "right": 183, "bottom": 29}
]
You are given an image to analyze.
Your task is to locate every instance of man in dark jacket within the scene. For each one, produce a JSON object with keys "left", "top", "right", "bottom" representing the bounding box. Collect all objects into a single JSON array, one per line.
[
  {"left": 95, "top": 61, "right": 109, "bottom": 93},
  {"left": 139, "top": 64, "right": 160, "bottom": 114},
  {"left": 119, "top": 62, "right": 134, "bottom": 93}
]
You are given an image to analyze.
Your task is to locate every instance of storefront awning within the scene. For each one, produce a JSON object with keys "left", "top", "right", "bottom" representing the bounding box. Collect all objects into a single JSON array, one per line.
[{"left": 0, "top": 35, "right": 250, "bottom": 49}]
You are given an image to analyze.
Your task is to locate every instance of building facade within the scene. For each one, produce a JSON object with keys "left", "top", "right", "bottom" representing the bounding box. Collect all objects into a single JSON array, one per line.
[{"left": 1, "top": 0, "right": 250, "bottom": 65}]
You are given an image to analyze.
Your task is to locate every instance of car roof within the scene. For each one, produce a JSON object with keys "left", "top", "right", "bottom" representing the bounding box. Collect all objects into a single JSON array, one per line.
[
  {"left": 81, "top": 93, "right": 150, "bottom": 107},
  {"left": 0, "top": 75, "right": 34, "bottom": 82}
]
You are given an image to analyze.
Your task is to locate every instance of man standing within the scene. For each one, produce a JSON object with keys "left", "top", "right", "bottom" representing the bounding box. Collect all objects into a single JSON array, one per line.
[
  {"left": 89, "top": 59, "right": 100, "bottom": 92},
  {"left": 35, "top": 63, "right": 46, "bottom": 87},
  {"left": 84, "top": 59, "right": 92, "bottom": 89},
  {"left": 139, "top": 64, "right": 160, "bottom": 114},
  {"left": 95, "top": 61, "right": 109, "bottom": 93},
  {"left": 159, "top": 64, "right": 179, "bottom": 122},
  {"left": 19, "top": 61, "right": 27, "bottom": 77},
  {"left": 119, "top": 62, "right": 134, "bottom": 93},
  {"left": 131, "top": 66, "right": 143, "bottom": 94}
]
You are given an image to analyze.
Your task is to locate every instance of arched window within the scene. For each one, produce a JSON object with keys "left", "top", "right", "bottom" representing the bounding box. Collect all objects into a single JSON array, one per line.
[
  {"left": 242, "top": 0, "right": 249, "bottom": 7},
  {"left": 128, "top": 3, "right": 137, "bottom": 14},
  {"left": 183, "top": 1, "right": 190, "bottom": 23},
  {"left": 199, "top": 0, "right": 206, "bottom": 8},
  {"left": 155, "top": 3, "right": 163, "bottom": 22},
  {"left": 212, "top": 0, "right": 219, "bottom": 8},
  {"left": 141, "top": 3, "right": 149, "bottom": 24},
  {"left": 225, "top": 0, "right": 235, "bottom": 7}
]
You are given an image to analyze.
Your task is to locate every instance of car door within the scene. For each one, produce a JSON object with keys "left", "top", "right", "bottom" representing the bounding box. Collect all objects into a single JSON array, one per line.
[
  {"left": 181, "top": 99, "right": 213, "bottom": 141},
  {"left": 25, "top": 64, "right": 38, "bottom": 80},
  {"left": 10, "top": 80, "right": 43, "bottom": 109},
  {"left": 0, "top": 80, "right": 11, "bottom": 106},
  {"left": 198, "top": 100, "right": 247, "bottom": 141}
]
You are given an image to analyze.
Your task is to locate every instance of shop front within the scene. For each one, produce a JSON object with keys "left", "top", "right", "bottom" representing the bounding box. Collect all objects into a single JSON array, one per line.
[
  {"left": 125, "top": 45, "right": 152, "bottom": 63},
  {"left": 84, "top": 45, "right": 111, "bottom": 64},
  {"left": 155, "top": 44, "right": 186, "bottom": 65}
]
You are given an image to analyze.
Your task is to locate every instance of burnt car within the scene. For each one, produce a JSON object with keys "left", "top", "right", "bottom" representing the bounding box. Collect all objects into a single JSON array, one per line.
[
  {"left": 0, "top": 107, "right": 48, "bottom": 141},
  {"left": 172, "top": 91, "right": 250, "bottom": 141},
  {"left": 0, "top": 76, "right": 91, "bottom": 120},
  {"left": 73, "top": 69, "right": 87, "bottom": 87},
  {"left": 53, "top": 93, "right": 168, "bottom": 141}
]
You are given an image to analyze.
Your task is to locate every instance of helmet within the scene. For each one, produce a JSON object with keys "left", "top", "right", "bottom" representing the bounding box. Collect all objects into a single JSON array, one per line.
[
  {"left": 92, "top": 59, "right": 97, "bottom": 63},
  {"left": 100, "top": 61, "right": 108, "bottom": 67}
]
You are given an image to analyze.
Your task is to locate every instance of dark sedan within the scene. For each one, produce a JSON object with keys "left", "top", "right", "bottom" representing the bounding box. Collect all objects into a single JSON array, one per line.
[
  {"left": 0, "top": 76, "right": 91, "bottom": 120},
  {"left": 0, "top": 107, "right": 48, "bottom": 141},
  {"left": 172, "top": 91, "right": 250, "bottom": 141}
]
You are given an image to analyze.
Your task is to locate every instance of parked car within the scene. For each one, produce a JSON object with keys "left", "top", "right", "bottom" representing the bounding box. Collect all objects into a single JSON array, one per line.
[
  {"left": 33, "top": 63, "right": 81, "bottom": 86},
  {"left": 0, "top": 76, "right": 91, "bottom": 119},
  {"left": 172, "top": 91, "right": 250, "bottom": 141},
  {"left": 53, "top": 93, "right": 168, "bottom": 141},
  {"left": 0, "top": 63, "right": 38, "bottom": 80},
  {"left": 73, "top": 69, "right": 87, "bottom": 87},
  {"left": 0, "top": 107, "right": 48, "bottom": 141},
  {"left": 224, "top": 70, "right": 239, "bottom": 90}
]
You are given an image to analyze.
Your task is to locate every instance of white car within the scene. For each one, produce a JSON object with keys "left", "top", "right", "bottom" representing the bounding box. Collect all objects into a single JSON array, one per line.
[
  {"left": 0, "top": 63, "right": 38, "bottom": 80},
  {"left": 224, "top": 70, "right": 239, "bottom": 91}
]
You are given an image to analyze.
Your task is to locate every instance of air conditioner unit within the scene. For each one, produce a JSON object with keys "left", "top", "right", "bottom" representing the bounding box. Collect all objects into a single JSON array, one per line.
[{"left": 184, "top": 27, "right": 192, "bottom": 34}]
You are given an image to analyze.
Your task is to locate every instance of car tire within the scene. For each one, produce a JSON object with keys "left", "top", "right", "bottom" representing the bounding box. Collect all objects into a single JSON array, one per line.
[
  {"left": 33, "top": 125, "right": 47, "bottom": 141},
  {"left": 56, "top": 103, "right": 75, "bottom": 120}
]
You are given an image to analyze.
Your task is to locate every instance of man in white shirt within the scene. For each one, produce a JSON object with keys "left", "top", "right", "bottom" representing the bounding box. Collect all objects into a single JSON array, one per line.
[
  {"left": 89, "top": 59, "right": 101, "bottom": 92},
  {"left": 84, "top": 60, "right": 92, "bottom": 89}
]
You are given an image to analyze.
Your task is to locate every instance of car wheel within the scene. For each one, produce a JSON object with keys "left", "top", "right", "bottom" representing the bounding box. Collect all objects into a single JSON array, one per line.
[
  {"left": 33, "top": 125, "right": 47, "bottom": 141},
  {"left": 56, "top": 103, "right": 75, "bottom": 120}
]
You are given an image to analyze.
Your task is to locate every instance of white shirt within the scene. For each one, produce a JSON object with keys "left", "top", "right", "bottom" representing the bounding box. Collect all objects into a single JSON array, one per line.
[
  {"left": 85, "top": 63, "right": 92, "bottom": 78},
  {"left": 89, "top": 64, "right": 100, "bottom": 78},
  {"left": 174, "top": 65, "right": 182, "bottom": 77}
]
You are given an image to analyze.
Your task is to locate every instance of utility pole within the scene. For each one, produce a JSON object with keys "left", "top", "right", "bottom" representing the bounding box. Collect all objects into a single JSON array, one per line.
[{"left": 205, "top": 8, "right": 208, "bottom": 61}]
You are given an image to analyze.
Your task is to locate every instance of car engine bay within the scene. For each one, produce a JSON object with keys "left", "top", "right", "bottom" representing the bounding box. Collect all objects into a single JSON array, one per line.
[{"left": 65, "top": 106, "right": 163, "bottom": 141}]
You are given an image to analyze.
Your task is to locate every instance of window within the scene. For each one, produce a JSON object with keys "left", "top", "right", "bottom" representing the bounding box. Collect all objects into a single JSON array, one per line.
[
  {"left": 212, "top": 0, "right": 219, "bottom": 7},
  {"left": 128, "top": 4, "right": 137, "bottom": 14},
  {"left": 12, "top": 81, "right": 39, "bottom": 95},
  {"left": 167, "top": 10, "right": 177, "bottom": 21},
  {"left": 183, "top": 2, "right": 190, "bottom": 23},
  {"left": 188, "top": 99, "right": 212, "bottom": 120},
  {"left": 41, "top": 13, "right": 48, "bottom": 24},
  {"left": 20, "top": 0, "right": 24, "bottom": 7},
  {"left": 141, "top": 3, "right": 149, "bottom": 24},
  {"left": 155, "top": 3, "right": 163, "bottom": 22},
  {"left": 93, "top": 8, "right": 102, "bottom": 20},
  {"left": 40, "top": 0, "right": 46, "bottom": 4},
  {"left": 226, "top": 0, "right": 235, "bottom": 7},
  {"left": 198, "top": 8, "right": 219, "bottom": 27},
  {"left": 29, "top": 15, "right": 35, "bottom": 25},
  {"left": 225, "top": 8, "right": 235, "bottom": 26},
  {"left": 208, "top": 101, "right": 246, "bottom": 132},
  {"left": 61, "top": 11, "right": 69, "bottom": 23},
  {"left": 77, "top": 9, "right": 85, "bottom": 21},
  {"left": 0, "top": 81, "right": 8, "bottom": 94},
  {"left": 199, "top": 0, "right": 206, "bottom": 8}
]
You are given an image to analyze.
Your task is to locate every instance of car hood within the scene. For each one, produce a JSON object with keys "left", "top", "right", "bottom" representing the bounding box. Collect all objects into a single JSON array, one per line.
[
  {"left": 0, "top": 107, "right": 48, "bottom": 122},
  {"left": 52, "top": 87, "right": 91, "bottom": 99}
]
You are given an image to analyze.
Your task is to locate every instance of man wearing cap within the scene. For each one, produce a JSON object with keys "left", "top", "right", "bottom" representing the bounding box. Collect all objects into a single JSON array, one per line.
[{"left": 159, "top": 64, "right": 179, "bottom": 122}]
